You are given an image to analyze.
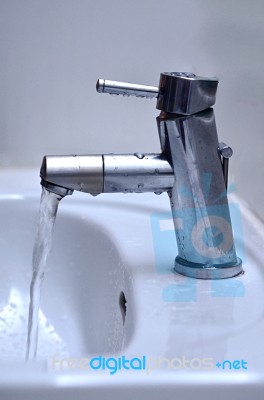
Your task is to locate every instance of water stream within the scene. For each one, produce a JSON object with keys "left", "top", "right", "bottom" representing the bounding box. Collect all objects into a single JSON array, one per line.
[{"left": 26, "top": 187, "right": 63, "bottom": 361}]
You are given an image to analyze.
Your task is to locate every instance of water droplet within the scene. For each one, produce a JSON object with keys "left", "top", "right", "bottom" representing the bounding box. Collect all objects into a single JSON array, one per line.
[
  {"left": 155, "top": 168, "right": 159, "bottom": 175},
  {"left": 134, "top": 152, "right": 145, "bottom": 159},
  {"left": 154, "top": 191, "right": 162, "bottom": 195},
  {"left": 138, "top": 183, "right": 144, "bottom": 191},
  {"left": 91, "top": 193, "right": 100, "bottom": 197}
]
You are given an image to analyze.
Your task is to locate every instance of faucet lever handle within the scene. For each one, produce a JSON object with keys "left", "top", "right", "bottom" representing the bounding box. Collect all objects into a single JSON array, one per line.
[
  {"left": 96, "top": 79, "right": 159, "bottom": 99},
  {"left": 97, "top": 73, "right": 218, "bottom": 115}
]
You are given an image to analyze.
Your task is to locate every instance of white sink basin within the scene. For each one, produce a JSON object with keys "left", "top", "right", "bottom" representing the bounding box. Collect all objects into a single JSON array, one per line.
[{"left": 0, "top": 169, "right": 264, "bottom": 399}]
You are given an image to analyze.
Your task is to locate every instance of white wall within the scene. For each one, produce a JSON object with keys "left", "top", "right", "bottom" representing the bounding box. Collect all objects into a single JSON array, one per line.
[{"left": 1, "top": 0, "right": 264, "bottom": 219}]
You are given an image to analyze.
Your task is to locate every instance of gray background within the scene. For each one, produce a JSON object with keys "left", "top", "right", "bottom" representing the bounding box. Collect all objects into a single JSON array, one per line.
[{"left": 1, "top": 0, "right": 263, "bottom": 218}]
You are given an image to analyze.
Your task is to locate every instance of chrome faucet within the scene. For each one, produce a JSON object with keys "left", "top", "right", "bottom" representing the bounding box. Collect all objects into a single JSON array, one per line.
[{"left": 40, "top": 72, "right": 242, "bottom": 279}]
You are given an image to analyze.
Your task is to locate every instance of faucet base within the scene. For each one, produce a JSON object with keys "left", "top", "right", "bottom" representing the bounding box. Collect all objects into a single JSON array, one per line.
[{"left": 174, "top": 256, "right": 243, "bottom": 279}]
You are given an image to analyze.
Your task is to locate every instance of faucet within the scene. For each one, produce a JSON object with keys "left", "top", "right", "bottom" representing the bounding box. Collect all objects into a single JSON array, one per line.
[{"left": 40, "top": 71, "right": 242, "bottom": 279}]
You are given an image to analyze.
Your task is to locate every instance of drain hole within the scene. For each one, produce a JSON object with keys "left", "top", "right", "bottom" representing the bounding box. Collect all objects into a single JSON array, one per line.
[{"left": 119, "top": 291, "right": 127, "bottom": 325}]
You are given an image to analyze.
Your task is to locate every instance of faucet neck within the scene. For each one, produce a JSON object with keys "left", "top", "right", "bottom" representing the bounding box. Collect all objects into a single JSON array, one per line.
[{"left": 157, "top": 108, "right": 242, "bottom": 278}]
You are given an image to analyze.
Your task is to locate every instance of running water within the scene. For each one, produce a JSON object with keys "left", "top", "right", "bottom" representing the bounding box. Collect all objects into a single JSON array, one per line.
[{"left": 26, "top": 187, "right": 63, "bottom": 361}]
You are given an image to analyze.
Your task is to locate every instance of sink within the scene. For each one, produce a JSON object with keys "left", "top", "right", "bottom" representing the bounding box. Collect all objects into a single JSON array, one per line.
[
  {"left": 0, "top": 169, "right": 264, "bottom": 399},
  {"left": 0, "top": 197, "right": 133, "bottom": 360}
]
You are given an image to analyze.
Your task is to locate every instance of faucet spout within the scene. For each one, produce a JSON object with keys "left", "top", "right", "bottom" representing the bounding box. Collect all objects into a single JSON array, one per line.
[{"left": 40, "top": 153, "right": 174, "bottom": 195}]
